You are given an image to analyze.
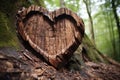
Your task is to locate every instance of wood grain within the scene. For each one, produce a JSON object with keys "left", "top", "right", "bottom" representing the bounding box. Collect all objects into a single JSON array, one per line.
[{"left": 16, "top": 5, "right": 84, "bottom": 68}]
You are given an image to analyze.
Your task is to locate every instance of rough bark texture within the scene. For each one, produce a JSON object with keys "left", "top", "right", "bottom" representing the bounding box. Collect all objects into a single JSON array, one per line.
[{"left": 16, "top": 5, "right": 84, "bottom": 68}]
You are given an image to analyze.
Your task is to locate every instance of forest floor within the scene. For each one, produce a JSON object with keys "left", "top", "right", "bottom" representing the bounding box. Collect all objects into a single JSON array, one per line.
[{"left": 0, "top": 47, "right": 120, "bottom": 80}]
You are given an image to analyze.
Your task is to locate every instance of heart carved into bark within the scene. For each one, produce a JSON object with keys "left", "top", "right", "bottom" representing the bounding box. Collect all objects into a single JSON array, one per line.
[{"left": 16, "top": 5, "right": 84, "bottom": 68}]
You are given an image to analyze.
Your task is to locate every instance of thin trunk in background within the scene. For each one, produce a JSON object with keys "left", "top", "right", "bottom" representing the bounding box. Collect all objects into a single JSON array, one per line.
[
  {"left": 111, "top": 0, "right": 120, "bottom": 38},
  {"left": 111, "top": 0, "right": 120, "bottom": 58},
  {"left": 60, "top": 0, "right": 65, "bottom": 7},
  {"left": 107, "top": 10, "right": 116, "bottom": 57},
  {"left": 101, "top": 0, "right": 117, "bottom": 58},
  {"left": 83, "top": 0, "right": 95, "bottom": 45},
  {"left": 99, "top": 0, "right": 120, "bottom": 61}
]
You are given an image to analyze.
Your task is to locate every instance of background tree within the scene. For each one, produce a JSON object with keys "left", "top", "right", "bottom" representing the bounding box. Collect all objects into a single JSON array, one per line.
[
  {"left": 96, "top": 0, "right": 120, "bottom": 61},
  {"left": 111, "top": 0, "right": 120, "bottom": 40},
  {"left": 60, "top": 0, "right": 65, "bottom": 7},
  {"left": 111, "top": 0, "right": 120, "bottom": 60},
  {"left": 83, "top": 0, "right": 95, "bottom": 45}
]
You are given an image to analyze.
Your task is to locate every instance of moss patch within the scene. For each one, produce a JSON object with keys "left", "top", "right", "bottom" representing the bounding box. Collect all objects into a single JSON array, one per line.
[{"left": 0, "top": 11, "right": 20, "bottom": 49}]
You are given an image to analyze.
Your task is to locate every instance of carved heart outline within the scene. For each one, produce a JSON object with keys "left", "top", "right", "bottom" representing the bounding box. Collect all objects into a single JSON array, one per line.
[{"left": 16, "top": 5, "right": 84, "bottom": 68}]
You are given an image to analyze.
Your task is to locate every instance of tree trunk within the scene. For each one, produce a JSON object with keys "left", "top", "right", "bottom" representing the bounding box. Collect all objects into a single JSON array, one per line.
[
  {"left": 111, "top": 0, "right": 120, "bottom": 54},
  {"left": 111, "top": 0, "right": 120, "bottom": 38},
  {"left": 60, "top": 0, "right": 65, "bottom": 7},
  {"left": 83, "top": 0, "right": 95, "bottom": 45}
]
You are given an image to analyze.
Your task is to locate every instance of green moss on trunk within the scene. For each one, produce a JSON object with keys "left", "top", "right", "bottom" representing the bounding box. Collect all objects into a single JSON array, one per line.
[{"left": 0, "top": 0, "right": 45, "bottom": 49}]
